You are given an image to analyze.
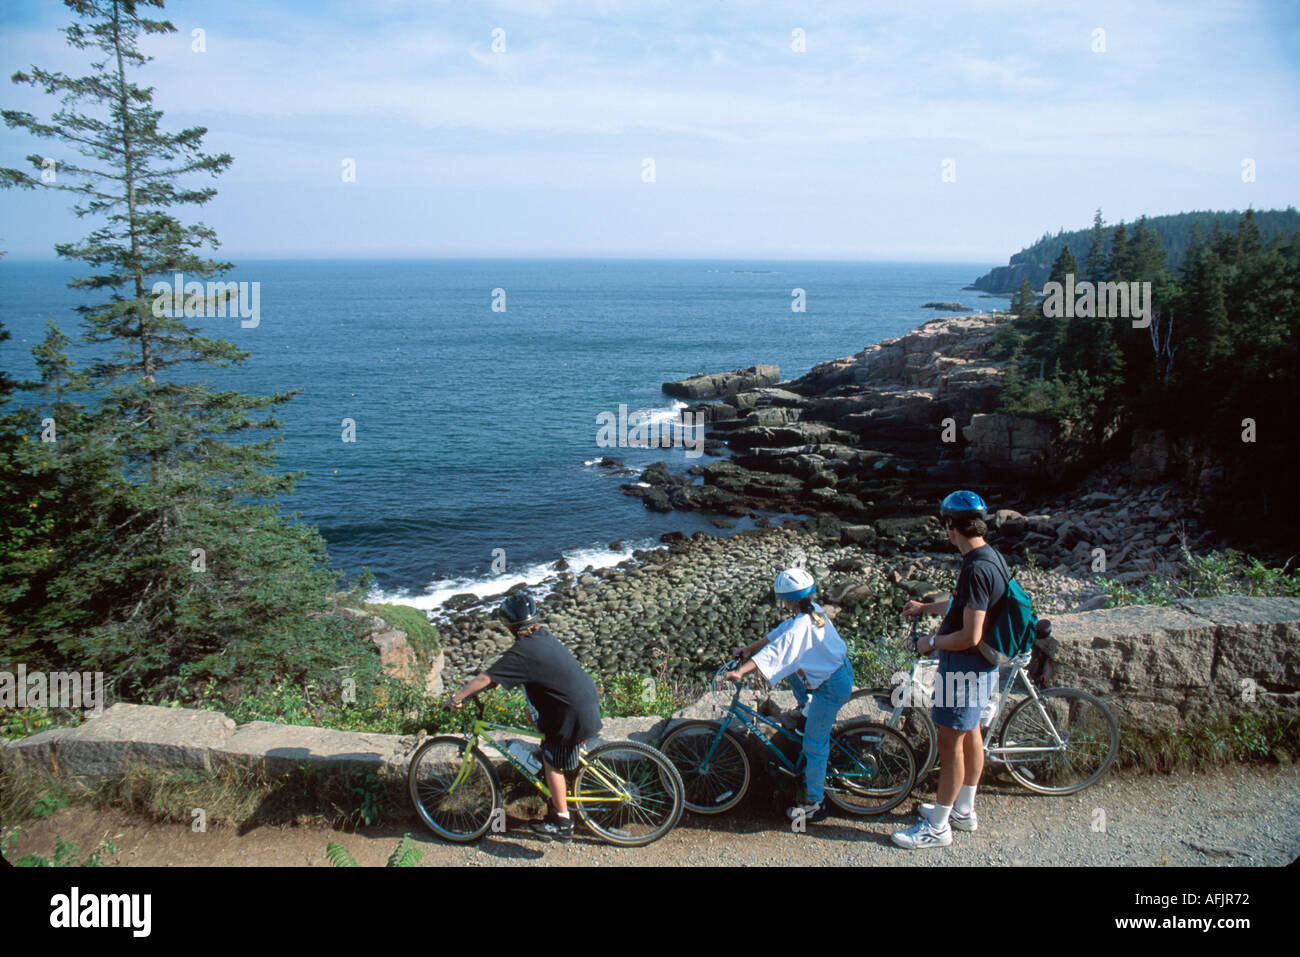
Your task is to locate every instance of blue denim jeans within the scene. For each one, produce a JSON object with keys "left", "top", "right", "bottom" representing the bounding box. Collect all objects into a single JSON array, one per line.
[{"left": 787, "top": 658, "right": 854, "bottom": 804}]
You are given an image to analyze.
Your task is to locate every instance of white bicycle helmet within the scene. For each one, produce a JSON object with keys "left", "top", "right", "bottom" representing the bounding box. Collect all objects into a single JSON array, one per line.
[{"left": 773, "top": 567, "right": 816, "bottom": 603}]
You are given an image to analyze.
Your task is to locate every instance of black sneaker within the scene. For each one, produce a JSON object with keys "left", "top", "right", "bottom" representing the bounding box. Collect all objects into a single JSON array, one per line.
[
  {"left": 530, "top": 811, "right": 575, "bottom": 844},
  {"left": 786, "top": 800, "right": 829, "bottom": 824}
]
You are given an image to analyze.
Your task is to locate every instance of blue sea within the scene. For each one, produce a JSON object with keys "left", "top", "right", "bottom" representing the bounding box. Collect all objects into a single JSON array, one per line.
[{"left": 0, "top": 259, "right": 993, "bottom": 608}]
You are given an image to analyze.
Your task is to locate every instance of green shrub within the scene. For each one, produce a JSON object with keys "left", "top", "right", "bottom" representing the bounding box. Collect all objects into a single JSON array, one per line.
[
  {"left": 597, "top": 672, "right": 681, "bottom": 718},
  {"left": 1100, "top": 547, "right": 1300, "bottom": 608}
]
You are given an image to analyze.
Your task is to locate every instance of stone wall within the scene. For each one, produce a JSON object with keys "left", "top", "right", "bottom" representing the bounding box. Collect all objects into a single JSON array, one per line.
[
  {"left": 5, "top": 597, "right": 1296, "bottom": 782},
  {"left": 1039, "top": 596, "right": 1300, "bottom": 732}
]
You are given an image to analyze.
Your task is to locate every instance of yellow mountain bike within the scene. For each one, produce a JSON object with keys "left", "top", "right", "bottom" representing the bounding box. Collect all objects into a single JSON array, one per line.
[{"left": 408, "top": 698, "right": 685, "bottom": 847}]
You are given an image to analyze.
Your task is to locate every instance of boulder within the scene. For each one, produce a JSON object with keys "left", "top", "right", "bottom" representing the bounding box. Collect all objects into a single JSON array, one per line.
[
  {"left": 962, "top": 413, "right": 1057, "bottom": 472},
  {"left": 840, "top": 524, "right": 880, "bottom": 547},
  {"left": 662, "top": 365, "right": 780, "bottom": 400}
]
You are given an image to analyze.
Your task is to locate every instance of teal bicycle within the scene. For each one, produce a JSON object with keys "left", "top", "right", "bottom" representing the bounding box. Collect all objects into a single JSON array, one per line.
[{"left": 658, "top": 660, "right": 917, "bottom": 816}]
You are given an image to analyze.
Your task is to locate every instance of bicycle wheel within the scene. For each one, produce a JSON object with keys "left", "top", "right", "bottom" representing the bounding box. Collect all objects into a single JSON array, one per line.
[
  {"left": 658, "top": 720, "right": 751, "bottom": 814},
  {"left": 571, "top": 741, "right": 685, "bottom": 847},
  {"left": 824, "top": 719, "right": 917, "bottom": 815},
  {"left": 846, "top": 687, "right": 938, "bottom": 781},
  {"left": 998, "top": 688, "right": 1119, "bottom": 795},
  {"left": 408, "top": 735, "right": 502, "bottom": 842}
]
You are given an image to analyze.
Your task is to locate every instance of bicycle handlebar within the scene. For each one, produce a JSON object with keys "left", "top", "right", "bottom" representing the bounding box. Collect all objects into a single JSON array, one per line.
[{"left": 710, "top": 659, "right": 742, "bottom": 694}]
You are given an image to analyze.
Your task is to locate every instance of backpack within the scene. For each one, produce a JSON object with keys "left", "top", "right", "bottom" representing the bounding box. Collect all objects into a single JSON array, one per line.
[{"left": 969, "top": 551, "right": 1040, "bottom": 666}]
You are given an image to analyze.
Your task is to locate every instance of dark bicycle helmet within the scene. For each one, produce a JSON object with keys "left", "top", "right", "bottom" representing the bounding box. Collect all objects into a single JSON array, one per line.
[
  {"left": 497, "top": 593, "right": 539, "bottom": 629},
  {"left": 940, "top": 490, "right": 988, "bottom": 519}
]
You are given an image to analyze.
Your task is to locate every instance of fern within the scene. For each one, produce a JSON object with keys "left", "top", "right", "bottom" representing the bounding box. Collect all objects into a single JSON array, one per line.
[
  {"left": 326, "top": 834, "right": 423, "bottom": 867},
  {"left": 386, "top": 833, "right": 423, "bottom": 868},
  {"left": 325, "top": 842, "right": 358, "bottom": 867}
]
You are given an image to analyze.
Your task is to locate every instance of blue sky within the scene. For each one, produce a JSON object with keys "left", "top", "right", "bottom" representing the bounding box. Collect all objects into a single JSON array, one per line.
[{"left": 0, "top": 0, "right": 1297, "bottom": 261}]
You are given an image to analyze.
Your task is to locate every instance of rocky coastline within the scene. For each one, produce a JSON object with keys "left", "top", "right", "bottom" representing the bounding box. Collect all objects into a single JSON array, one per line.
[{"left": 424, "top": 312, "right": 1217, "bottom": 689}]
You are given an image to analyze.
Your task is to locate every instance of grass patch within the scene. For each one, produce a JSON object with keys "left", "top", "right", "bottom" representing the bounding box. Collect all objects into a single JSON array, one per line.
[
  {"left": 1, "top": 745, "right": 417, "bottom": 837},
  {"left": 363, "top": 602, "right": 442, "bottom": 663},
  {"left": 1116, "top": 709, "right": 1299, "bottom": 773},
  {"left": 1099, "top": 547, "right": 1300, "bottom": 608}
]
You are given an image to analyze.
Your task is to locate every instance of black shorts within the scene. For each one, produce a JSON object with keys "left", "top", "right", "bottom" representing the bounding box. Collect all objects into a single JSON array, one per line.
[{"left": 540, "top": 737, "right": 584, "bottom": 772}]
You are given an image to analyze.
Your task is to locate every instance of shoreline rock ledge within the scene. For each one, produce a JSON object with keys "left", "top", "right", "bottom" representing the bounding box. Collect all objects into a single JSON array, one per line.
[{"left": 661, "top": 364, "right": 780, "bottom": 400}]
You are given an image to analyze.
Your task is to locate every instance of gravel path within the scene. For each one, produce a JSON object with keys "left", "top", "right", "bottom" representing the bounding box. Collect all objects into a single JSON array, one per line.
[{"left": 9, "top": 765, "right": 1297, "bottom": 867}]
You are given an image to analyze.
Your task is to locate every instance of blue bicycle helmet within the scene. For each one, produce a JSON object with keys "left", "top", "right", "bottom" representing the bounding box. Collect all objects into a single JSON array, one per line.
[
  {"left": 940, "top": 490, "right": 988, "bottom": 519},
  {"left": 497, "top": 593, "right": 539, "bottom": 629}
]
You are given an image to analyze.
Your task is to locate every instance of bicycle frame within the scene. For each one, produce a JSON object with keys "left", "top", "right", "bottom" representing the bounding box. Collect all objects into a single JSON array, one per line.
[
  {"left": 448, "top": 708, "right": 630, "bottom": 805},
  {"left": 886, "top": 635, "right": 1066, "bottom": 764},
  {"left": 702, "top": 668, "right": 881, "bottom": 789}
]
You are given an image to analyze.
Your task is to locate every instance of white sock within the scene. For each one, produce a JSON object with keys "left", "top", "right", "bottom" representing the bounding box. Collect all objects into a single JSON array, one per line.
[
  {"left": 554, "top": 810, "right": 571, "bottom": 821},
  {"left": 954, "top": 785, "right": 977, "bottom": 816},
  {"left": 929, "top": 804, "right": 953, "bottom": 829}
]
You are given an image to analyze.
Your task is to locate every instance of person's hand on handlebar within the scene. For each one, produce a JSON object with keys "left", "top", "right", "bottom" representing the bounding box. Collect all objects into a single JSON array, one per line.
[{"left": 722, "top": 658, "right": 757, "bottom": 684}]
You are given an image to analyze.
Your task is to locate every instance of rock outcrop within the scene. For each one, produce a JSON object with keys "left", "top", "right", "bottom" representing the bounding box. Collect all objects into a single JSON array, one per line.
[
  {"left": 633, "top": 315, "right": 1032, "bottom": 527},
  {"left": 662, "top": 364, "right": 780, "bottom": 400}
]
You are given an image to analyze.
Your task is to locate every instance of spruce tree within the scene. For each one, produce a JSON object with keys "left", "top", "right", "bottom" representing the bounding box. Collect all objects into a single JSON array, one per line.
[
  {"left": 0, "top": 0, "right": 358, "bottom": 703},
  {"left": 1083, "top": 209, "right": 1107, "bottom": 282}
]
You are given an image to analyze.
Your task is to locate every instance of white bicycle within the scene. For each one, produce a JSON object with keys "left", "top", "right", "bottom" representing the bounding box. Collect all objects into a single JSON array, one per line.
[{"left": 848, "top": 618, "right": 1119, "bottom": 795}]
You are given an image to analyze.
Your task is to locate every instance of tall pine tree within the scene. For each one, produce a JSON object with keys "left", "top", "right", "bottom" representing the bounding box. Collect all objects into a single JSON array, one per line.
[{"left": 1, "top": 0, "right": 360, "bottom": 703}]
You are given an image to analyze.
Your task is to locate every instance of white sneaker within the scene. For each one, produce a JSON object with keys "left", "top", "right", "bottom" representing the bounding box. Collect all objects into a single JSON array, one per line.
[
  {"left": 891, "top": 818, "right": 953, "bottom": 849},
  {"left": 919, "top": 802, "right": 977, "bottom": 831}
]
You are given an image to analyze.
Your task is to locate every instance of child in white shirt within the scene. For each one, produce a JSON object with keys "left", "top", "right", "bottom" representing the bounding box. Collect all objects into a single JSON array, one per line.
[{"left": 726, "top": 568, "right": 854, "bottom": 823}]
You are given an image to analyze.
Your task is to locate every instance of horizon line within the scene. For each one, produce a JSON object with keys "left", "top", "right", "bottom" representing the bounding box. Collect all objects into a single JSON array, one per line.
[{"left": 1, "top": 253, "right": 1000, "bottom": 266}]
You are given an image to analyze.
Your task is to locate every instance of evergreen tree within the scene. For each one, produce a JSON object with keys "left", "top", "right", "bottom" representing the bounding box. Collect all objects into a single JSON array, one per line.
[
  {"left": 0, "top": 0, "right": 358, "bottom": 703},
  {"left": 1021, "top": 243, "right": 1077, "bottom": 374},
  {"left": 1010, "top": 277, "right": 1037, "bottom": 319},
  {"left": 1083, "top": 208, "right": 1107, "bottom": 282}
]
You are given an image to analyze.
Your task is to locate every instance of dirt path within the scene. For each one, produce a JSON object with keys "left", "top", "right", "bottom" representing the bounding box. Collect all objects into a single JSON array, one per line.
[{"left": 8, "top": 765, "right": 1298, "bottom": 867}]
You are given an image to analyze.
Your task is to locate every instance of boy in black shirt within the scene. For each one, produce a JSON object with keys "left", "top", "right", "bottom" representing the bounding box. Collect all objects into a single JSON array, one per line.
[{"left": 446, "top": 593, "right": 602, "bottom": 843}]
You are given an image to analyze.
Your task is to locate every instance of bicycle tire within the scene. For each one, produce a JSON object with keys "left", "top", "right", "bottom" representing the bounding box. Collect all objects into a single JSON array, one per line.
[
  {"left": 658, "top": 720, "right": 752, "bottom": 814},
  {"left": 408, "top": 735, "right": 502, "bottom": 842},
  {"left": 998, "top": 687, "right": 1119, "bottom": 795},
  {"left": 847, "top": 686, "right": 939, "bottom": 781},
  {"left": 824, "top": 718, "right": 917, "bottom": 815},
  {"left": 572, "top": 740, "right": 685, "bottom": 847}
]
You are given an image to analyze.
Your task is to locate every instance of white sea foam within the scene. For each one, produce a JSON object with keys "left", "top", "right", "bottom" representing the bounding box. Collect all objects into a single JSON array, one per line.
[
  {"left": 366, "top": 538, "right": 663, "bottom": 613},
  {"left": 642, "top": 400, "right": 690, "bottom": 427}
]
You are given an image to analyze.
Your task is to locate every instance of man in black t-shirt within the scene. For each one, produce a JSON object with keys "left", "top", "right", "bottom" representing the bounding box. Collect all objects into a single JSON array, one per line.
[
  {"left": 892, "top": 490, "right": 1006, "bottom": 850},
  {"left": 446, "top": 593, "right": 601, "bottom": 843}
]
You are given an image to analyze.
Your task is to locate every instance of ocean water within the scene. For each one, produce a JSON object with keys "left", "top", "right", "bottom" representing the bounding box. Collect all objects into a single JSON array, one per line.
[{"left": 0, "top": 259, "right": 992, "bottom": 608}]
